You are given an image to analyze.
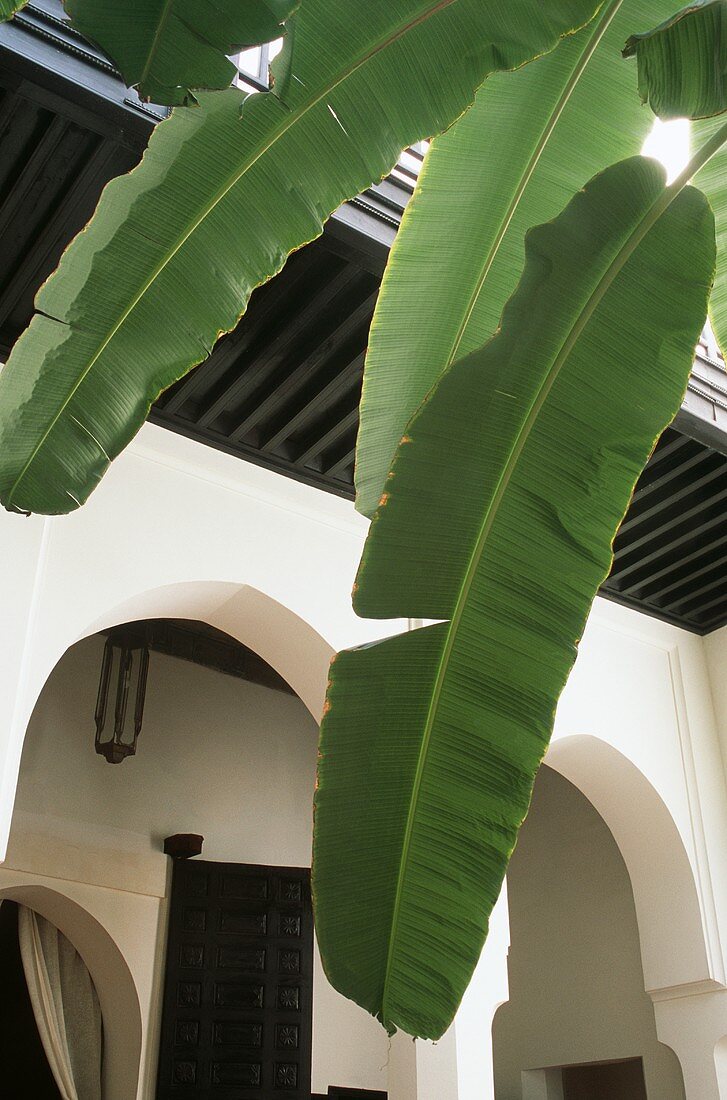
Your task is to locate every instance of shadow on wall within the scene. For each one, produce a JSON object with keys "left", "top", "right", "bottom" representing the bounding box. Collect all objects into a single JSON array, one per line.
[
  {"left": 492, "top": 766, "right": 685, "bottom": 1100},
  {"left": 0, "top": 885, "right": 142, "bottom": 1100}
]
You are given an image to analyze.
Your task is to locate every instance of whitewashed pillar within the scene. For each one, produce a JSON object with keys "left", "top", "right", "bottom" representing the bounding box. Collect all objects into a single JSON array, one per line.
[{"left": 653, "top": 987, "right": 727, "bottom": 1099}]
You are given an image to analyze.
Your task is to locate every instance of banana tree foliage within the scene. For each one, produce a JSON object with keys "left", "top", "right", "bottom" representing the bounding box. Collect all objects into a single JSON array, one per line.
[
  {"left": 355, "top": 0, "right": 680, "bottom": 519},
  {"left": 0, "top": 0, "right": 602, "bottom": 515},
  {"left": 63, "top": 0, "right": 299, "bottom": 105},
  {"left": 0, "top": 0, "right": 25, "bottom": 17},
  {"left": 622, "top": 0, "right": 727, "bottom": 379},
  {"left": 313, "top": 156, "right": 715, "bottom": 1039},
  {"left": 314, "top": 0, "right": 727, "bottom": 1040},
  {"left": 624, "top": 0, "right": 727, "bottom": 119},
  {"left": 0, "top": 1, "right": 297, "bottom": 104}
]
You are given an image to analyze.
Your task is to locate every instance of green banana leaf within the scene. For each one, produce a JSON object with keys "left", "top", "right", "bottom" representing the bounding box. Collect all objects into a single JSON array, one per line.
[
  {"left": 63, "top": 0, "right": 298, "bottom": 106},
  {"left": 313, "top": 156, "right": 714, "bottom": 1039},
  {"left": 355, "top": 0, "right": 679, "bottom": 519},
  {"left": 696, "top": 117, "right": 727, "bottom": 356},
  {"left": 618, "top": 2, "right": 727, "bottom": 360},
  {"left": 623, "top": 0, "right": 727, "bottom": 119},
  {"left": 0, "top": 0, "right": 602, "bottom": 515},
  {"left": 0, "top": 1, "right": 26, "bottom": 20}
]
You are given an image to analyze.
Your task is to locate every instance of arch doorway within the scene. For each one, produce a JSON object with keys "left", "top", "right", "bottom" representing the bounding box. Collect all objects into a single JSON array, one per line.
[
  {"left": 492, "top": 766, "right": 686, "bottom": 1099},
  {"left": 0, "top": 886, "right": 142, "bottom": 1100},
  {"left": 0, "top": 897, "right": 104, "bottom": 1100}
]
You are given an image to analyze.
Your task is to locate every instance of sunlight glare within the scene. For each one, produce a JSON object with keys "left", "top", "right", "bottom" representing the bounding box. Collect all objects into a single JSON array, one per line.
[{"left": 641, "top": 117, "right": 691, "bottom": 183}]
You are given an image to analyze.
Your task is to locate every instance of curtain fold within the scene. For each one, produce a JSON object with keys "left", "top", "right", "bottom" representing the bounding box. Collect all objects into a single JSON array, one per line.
[{"left": 18, "top": 905, "right": 103, "bottom": 1100}]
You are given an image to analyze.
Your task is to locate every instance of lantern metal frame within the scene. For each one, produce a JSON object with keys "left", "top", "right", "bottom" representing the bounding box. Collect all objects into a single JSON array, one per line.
[{"left": 94, "top": 628, "right": 150, "bottom": 764}]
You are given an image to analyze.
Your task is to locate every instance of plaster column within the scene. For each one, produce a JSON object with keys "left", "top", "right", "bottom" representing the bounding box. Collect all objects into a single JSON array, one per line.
[
  {"left": 521, "top": 1068, "right": 565, "bottom": 1100},
  {"left": 453, "top": 886, "right": 511, "bottom": 1100},
  {"left": 653, "top": 987, "right": 727, "bottom": 1099},
  {"left": 386, "top": 1028, "right": 460, "bottom": 1100},
  {"left": 388, "top": 1031, "right": 418, "bottom": 1100},
  {"left": 415, "top": 1027, "right": 460, "bottom": 1100}
]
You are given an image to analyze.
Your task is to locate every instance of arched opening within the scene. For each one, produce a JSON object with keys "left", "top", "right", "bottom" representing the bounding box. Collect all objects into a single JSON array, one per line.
[
  {"left": 80, "top": 581, "right": 336, "bottom": 722},
  {"left": 0, "top": 580, "right": 338, "bottom": 863},
  {"left": 0, "top": 885, "right": 142, "bottom": 1100},
  {"left": 0, "top": 899, "right": 63, "bottom": 1099},
  {"left": 9, "top": 618, "right": 320, "bottom": 869},
  {"left": 546, "top": 735, "right": 713, "bottom": 995},
  {"left": 492, "top": 765, "right": 686, "bottom": 1099},
  {"left": 4, "top": 606, "right": 388, "bottom": 1098}
]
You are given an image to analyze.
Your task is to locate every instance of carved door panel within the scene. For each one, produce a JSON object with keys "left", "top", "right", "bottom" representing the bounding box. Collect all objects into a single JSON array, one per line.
[{"left": 156, "top": 859, "right": 313, "bottom": 1099}]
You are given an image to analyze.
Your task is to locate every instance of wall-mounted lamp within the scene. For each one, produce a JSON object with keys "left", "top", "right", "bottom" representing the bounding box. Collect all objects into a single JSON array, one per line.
[{"left": 94, "top": 629, "right": 149, "bottom": 763}]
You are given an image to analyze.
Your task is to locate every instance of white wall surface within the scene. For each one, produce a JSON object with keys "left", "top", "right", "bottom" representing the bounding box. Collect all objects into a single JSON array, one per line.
[
  {"left": 1, "top": 421, "right": 726, "bottom": 1098},
  {"left": 492, "top": 766, "right": 685, "bottom": 1099},
  {"left": 3, "top": 632, "right": 389, "bottom": 1097}
]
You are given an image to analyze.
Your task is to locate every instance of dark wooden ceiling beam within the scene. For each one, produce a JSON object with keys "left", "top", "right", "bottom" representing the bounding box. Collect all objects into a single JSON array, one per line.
[
  {"left": 628, "top": 438, "right": 709, "bottom": 504},
  {"left": 0, "top": 81, "right": 24, "bottom": 137},
  {"left": 685, "top": 587, "right": 727, "bottom": 625},
  {"left": 0, "top": 136, "right": 123, "bottom": 338},
  {"left": 227, "top": 287, "right": 377, "bottom": 444},
  {"left": 611, "top": 507, "right": 727, "bottom": 585},
  {"left": 193, "top": 259, "right": 357, "bottom": 430},
  {"left": 295, "top": 401, "right": 360, "bottom": 469},
  {"left": 0, "top": 113, "right": 68, "bottom": 235},
  {"left": 157, "top": 249, "right": 320, "bottom": 417},
  {"left": 611, "top": 531, "right": 727, "bottom": 599},
  {"left": 667, "top": 572, "right": 727, "bottom": 615},
  {"left": 629, "top": 540, "right": 727, "bottom": 602},
  {"left": 260, "top": 351, "right": 365, "bottom": 453},
  {"left": 615, "top": 461, "right": 727, "bottom": 538},
  {"left": 613, "top": 483, "right": 727, "bottom": 557},
  {"left": 321, "top": 425, "right": 359, "bottom": 481}
]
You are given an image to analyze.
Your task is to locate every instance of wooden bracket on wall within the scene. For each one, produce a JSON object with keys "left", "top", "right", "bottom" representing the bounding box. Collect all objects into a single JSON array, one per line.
[{"left": 163, "top": 834, "right": 204, "bottom": 859}]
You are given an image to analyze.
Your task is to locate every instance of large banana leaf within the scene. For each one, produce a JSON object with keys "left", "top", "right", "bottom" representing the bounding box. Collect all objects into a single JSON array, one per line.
[
  {"left": 354, "top": 0, "right": 677, "bottom": 519},
  {"left": 0, "top": 0, "right": 602, "bottom": 515},
  {"left": 0, "top": 1, "right": 297, "bottom": 103},
  {"left": 313, "top": 157, "right": 714, "bottom": 1038},
  {"left": 696, "top": 116, "right": 727, "bottom": 355},
  {"left": 0, "top": 1, "right": 26, "bottom": 19},
  {"left": 623, "top": 0, "right": 727, "bottom": 119},
  {"left": 620, "top": 1, "right": 727, "bottom": 361},
  {"left": 63, "top": 0, "right": 298, "bottom": 106}
]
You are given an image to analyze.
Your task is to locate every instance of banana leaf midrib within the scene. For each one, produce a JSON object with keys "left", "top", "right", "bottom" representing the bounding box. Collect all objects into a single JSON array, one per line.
[
  {"left": 138, "top": 0, "right": 177, "bottom": 88},
  {"left": 4, "top": 0, "right": 476, "bottom": 508},
  {"left": 429, "top": 0, "right": 623, "bottom": 373},
  {"left": 378, "top": 166, "right": 688, "bottom": 1019}
]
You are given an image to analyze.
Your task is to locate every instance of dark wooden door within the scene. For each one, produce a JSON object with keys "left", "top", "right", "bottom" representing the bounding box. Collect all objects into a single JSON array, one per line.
[{"left": 156, "top": 859, "right": 313, "bottom": 1099}]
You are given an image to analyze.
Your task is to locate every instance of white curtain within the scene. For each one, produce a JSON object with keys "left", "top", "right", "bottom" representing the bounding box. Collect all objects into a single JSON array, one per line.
[{"left": 17, "top": 905, "right": 103, "bottom": 1100}]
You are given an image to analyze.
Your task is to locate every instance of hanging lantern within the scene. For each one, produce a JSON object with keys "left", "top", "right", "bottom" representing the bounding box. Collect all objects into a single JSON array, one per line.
[{"left": 94, "top": 628, "right": 150, "bottom": 763}]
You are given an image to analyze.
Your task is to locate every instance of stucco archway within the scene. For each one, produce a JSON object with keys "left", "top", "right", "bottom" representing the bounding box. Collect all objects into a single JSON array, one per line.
[
  {"left": 1, "top": 579, "right": 336, "bottom": 859},
  {"left": 0, "top": 884, "right": 142, "bottom": 1100},
  {"left": 545, "top": 734, "right": 714, "bottom": 997},
  {"left": 79, "top": 580, "right": 335, "bottom": 722}
]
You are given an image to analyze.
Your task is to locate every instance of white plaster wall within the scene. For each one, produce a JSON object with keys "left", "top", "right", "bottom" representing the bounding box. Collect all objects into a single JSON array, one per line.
[
  {"left": 706, "top": 625, "right": 727, "bottom": 782},
  {"left": 492, "top": 767, "right": 686, "bottom": 1099},
  {"left": 552, "top": 601, "right": 727, "bottom": 995},
  {"left": 2, "top": 632, "right": 389, "bottom": 1097},
  {"left": 0, "top": 421, "right": 406, "bottom": 858},
  {"left": 0, "top": 421, "right": 726, "bottom": 1098}
]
